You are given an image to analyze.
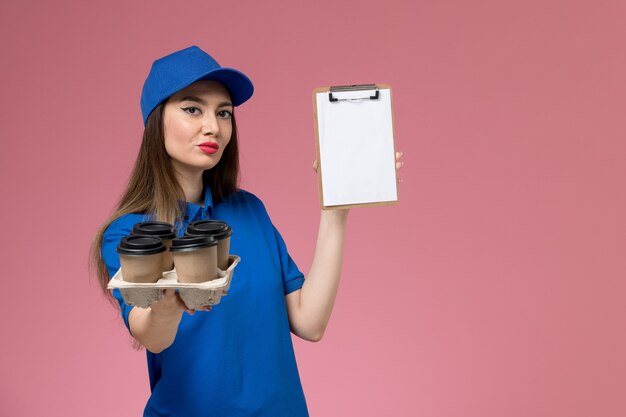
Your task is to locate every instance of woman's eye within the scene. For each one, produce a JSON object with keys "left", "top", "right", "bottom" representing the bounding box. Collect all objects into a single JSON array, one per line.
[
  {"left": 181, "top": 106, "right": 201, "bottom": 115},
  {"left": 218, "top": 110, "right": 232, "bottom": 119}
]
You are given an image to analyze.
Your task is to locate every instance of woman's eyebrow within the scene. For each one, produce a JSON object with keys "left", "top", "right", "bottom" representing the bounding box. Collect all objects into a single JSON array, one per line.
[
  {"left": 179, "top": 95, "right": 206, "bottom": 105},
  {"left": 178, "top": 96, "right": 233, "bottom": 107}
]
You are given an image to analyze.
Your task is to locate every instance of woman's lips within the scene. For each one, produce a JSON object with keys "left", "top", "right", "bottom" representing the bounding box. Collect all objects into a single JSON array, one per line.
[{"left": 198, "top": 142, "right": 219, "bottom": 154}]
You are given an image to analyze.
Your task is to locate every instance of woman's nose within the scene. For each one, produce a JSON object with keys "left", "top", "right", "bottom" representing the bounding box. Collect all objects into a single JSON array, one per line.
[{"left": 201, "top": 114, "right": 220, "bottom": 136}]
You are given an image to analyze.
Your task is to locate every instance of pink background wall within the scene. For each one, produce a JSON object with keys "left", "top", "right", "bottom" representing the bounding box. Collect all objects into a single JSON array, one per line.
[{"left": 1, "top": 0, "right": 625, "bottom": 415}]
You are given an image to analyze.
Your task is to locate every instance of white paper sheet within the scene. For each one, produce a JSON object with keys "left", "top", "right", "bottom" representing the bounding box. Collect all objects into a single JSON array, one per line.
[{"left": 316, "top": 88, "right": 398, "bottom": 207}]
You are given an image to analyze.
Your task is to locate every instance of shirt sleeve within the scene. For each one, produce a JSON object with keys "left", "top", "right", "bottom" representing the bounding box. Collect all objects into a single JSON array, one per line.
[
  {"left": 102, "top": 214, "right": 145, "bottom": 332},
  {"left": 272, "top": 223, "right": 305, "bottom": 295}
]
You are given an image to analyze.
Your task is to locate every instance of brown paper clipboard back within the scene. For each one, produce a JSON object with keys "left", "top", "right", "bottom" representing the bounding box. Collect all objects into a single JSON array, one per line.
[{"left": 312, "top": 83, "right": 399, "bottom": 210}]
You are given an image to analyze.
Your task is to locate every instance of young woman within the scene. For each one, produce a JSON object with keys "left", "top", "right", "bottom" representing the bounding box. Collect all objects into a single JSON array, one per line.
[{"left": 91, "top": 45, "right": 402, "bottom": 416}]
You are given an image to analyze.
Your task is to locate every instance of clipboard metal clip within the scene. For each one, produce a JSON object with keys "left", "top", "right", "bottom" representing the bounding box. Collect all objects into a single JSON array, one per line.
[{"left": 329, "top": 84, "right": 379, "bottom": 102}]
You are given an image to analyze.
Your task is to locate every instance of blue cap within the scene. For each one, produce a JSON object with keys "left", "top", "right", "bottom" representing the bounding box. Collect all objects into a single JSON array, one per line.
[{"left": 140, "top": 46, "right": 254, "bottom": 125}]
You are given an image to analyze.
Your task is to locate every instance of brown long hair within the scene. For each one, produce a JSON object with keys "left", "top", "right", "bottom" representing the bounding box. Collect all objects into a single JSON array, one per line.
[{"left": 90, "top": 103, "right": 240, "bottom": 306}]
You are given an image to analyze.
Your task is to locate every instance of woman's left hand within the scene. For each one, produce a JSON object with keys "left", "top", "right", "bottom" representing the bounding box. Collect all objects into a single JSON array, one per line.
[
  {"left": 395, "top": 151, "right": 404, "bottom": 183},
  {"left": 312, "top": 151, "right": 403, "bottom": 218}
]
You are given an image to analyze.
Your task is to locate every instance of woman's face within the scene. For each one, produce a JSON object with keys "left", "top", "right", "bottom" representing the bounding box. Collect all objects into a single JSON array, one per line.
[{"left": 162, "top": 80, "right": 234, "bottom": 176}]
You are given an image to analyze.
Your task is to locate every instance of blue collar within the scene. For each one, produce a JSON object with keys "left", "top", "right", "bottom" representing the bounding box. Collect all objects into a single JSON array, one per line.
[{"left": 184, "top": 184, "right": 214, "bottom": 221}]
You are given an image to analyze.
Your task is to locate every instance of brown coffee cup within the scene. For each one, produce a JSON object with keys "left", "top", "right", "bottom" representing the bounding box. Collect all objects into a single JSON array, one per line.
[
  {"left": 185, "top": 220, "right": 232, "bottom": 270},
  {"left": 170, "top": 236, "right": 218, "bottom": 283},
  {"left": 117, "top": 235, "right": 166, "bottom": 283},
  {"left": 132, "top": 221, "right": 177, "bottom": 271}
]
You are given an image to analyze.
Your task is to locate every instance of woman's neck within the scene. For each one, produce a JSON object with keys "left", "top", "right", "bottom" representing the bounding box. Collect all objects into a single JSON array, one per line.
[{"left": 173, "top": 165, "right": 204, "bottom": 205}]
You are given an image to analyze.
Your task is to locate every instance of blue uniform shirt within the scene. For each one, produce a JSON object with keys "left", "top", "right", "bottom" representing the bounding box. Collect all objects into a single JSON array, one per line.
[{"left": 102, "top": 187, "right": 309, "bottom": 417}]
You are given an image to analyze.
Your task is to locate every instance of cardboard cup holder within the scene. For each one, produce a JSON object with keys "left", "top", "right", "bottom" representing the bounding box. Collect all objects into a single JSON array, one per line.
[{"left": 108, "top": 255, "right": 240, "bottom": 310}]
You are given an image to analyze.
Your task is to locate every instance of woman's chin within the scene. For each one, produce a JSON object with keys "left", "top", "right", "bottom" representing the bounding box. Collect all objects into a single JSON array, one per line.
[{"left": 171, "top": 159, "right": 220, "bottom": 177}]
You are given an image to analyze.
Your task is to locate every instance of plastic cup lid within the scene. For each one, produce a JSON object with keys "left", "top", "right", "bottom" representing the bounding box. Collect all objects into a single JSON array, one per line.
[
  {"left": 132, "top": 221, "right": 176, "bottom": 240},
  {"left": 185, "top": 220, "right": 232, "bottom": 240},
  {"left": 170, "top": 235, "right": 217, "bottom": 252},
  {"left": 117, "top": 235, "right": 167, "bottom": 256}
]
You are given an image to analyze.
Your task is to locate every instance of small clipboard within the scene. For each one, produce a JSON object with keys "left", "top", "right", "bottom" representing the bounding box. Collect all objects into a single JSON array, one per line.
[{"left": 312, "top": 83, "right": 398, "bottom": 209}]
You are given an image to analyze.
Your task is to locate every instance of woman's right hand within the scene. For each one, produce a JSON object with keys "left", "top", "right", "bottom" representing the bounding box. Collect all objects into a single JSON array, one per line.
[{"left": 150, "top": 289, "right": 211, "bottom": 316}]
